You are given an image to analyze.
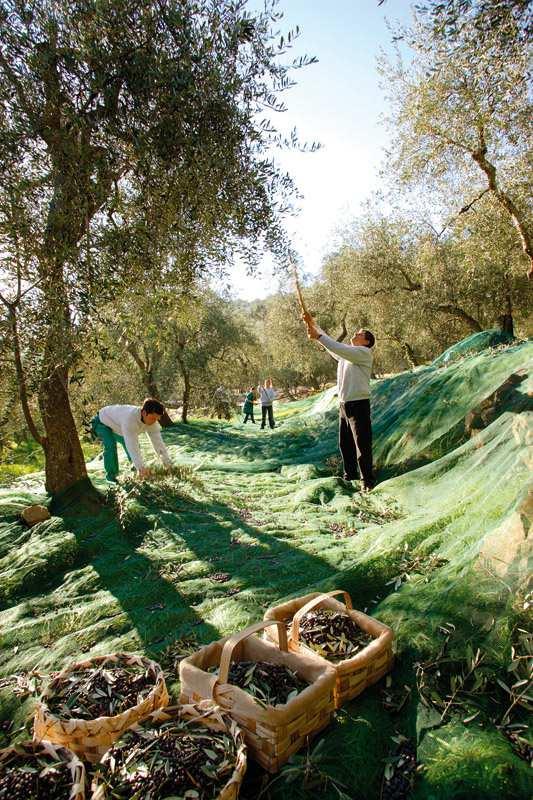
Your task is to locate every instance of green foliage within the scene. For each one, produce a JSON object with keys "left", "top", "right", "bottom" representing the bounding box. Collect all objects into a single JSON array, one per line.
[
  {"left": 250, "top": 292, "right": 336, "bottom": 391},
  {"left": 0, "top": 438, "right": 99, "bottom": 486},
  {"left": 414, "top": 720, "right": 531, "bottom": 800},
  {"left": 0, "top": 0, "right": 317, "bottom": 490},
  {"left": 258, "top": 738, "right": 354, "bottom": 800},
  {"left": 379, "top": 0, "right": 532, "bottom": 281},
  {"left": 312, "top": 206, "right": 531, "bottom": 376}
]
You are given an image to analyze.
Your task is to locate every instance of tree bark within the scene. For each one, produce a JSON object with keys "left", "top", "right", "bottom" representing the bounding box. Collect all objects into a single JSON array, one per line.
[
  {"left": 471, "top": 131, "right": 533, "bottom": 279},
  {"left": 123, "top": 339, "right": 174, "bottom": 426},
  {"left": 433, "top": 304, "right": 483, "bottom": 332},
  {"left": 401, "top": 342, "right": 419, "bottom": 369},
  {"left": 31, "top": 37, "right": 115, "bottom": 496},
  {"left": 336, "top": 313, "right": 348, "bottom": 343},
  {"left": 175, "top": 346, "right": 190, "bottom": 423},
  {"left": 181, "top": 375, "right": 190, "bottom": 424},
  {"left": 389, "top": 334, "right": 420, "bottom": 369},
  {"left": 499, "top": 290, "right": 514, "bottom": 336},
  {"left": 38, "top": 362, "right": 88, "bottom": 495},
  {"left": 7, "top": 305, "right": 44, "bottom": 446},
  {"left": 37, "top": 249, "right": 89, "bottom": 495}
]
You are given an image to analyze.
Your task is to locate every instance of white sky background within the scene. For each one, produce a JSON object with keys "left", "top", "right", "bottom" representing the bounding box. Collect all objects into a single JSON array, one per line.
[{"left": 219, "top": 0, "right": 415, "bottom": 301}]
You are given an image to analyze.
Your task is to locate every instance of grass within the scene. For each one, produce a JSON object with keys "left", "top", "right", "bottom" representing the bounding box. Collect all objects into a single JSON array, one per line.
[
  {"left": 0, "top": 439, "right": 100, "bottom": 486},
  {"left": 0, "top": 335, "right": 531, "bottom": 798}
]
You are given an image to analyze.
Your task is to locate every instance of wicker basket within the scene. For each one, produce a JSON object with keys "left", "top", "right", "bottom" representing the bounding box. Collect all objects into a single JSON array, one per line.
[
  {"left": 264, "top": 590, "right": 394, "bottom": 708},
  {"left": 179, "top": 620, "right": 336, "bottom": 773},
  {"left": 33, "top": 652, "right": 169, "bottom": 763},
  {"left": 0, "top": 739, "right": 86, "bottom": 799},
  {"left": 90, "top": 701, "right": 246, "bottom": 800}
]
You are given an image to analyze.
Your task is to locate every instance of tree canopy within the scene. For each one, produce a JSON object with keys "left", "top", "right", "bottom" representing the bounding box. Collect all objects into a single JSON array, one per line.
[{"left": 0, "top": 0, "right": 315, "bottom": 493}]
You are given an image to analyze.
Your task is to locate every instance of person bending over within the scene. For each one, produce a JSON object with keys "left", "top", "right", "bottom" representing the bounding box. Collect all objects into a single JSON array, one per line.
[
  {"left": 304, "top": 316, "right": 376, "bottom": 492},
  {"left": 91, "top": 398, "right": 172, "bottom": 482}
]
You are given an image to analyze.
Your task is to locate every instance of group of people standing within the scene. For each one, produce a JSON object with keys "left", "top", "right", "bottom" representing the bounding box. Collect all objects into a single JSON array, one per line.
[
  {"left": 242, "top": 378, "right": 276, "bottom": 429},
  {"left": 210, "top": 380, "right": 277, "bottom": 428}
]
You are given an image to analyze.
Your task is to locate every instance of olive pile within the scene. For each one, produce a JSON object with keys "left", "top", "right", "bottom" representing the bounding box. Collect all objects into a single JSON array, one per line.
[
  {"left": 0, "top": 759, "right": 72, "bottom": 800},
  {"left": 97, "top": 720, "right": 237, "bottom": 799},
  {"left": 222, "top": 660, "right": 308, "bottom": 706},
  {"left": 46, "top": 658, "right": 156, "bottom": 720},
  {"left": 298, "top": 608, "right": 373, "bottom": 663}
]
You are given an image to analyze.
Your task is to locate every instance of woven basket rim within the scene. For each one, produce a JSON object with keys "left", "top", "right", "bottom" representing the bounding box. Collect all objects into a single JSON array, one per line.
[
  {"left": 114, "top": 701, "right": 247, "bottom": 746},
  {"left": 37, "top": 652, "right": 166, "bottom": 726},
  {"left": 265, "top": 593, "right": 394, "bottom": 667},
  {"left": 0, "top": 738, "right": 84, "bottom": 761}
]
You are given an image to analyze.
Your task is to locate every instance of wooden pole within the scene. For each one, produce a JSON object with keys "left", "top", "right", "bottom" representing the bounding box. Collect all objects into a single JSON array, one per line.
[{"left": 291, "top": 257, "right": 310, "bottom": 321}]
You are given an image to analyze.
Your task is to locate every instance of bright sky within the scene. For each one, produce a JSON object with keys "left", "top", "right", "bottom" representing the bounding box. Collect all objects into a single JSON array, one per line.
[{"left": 225, "top": 0, "right": 414, "bottom": 300}]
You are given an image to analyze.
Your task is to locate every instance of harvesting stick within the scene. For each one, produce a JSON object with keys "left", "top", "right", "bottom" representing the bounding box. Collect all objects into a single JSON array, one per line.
[{"left": 291, "top": 258, "right": 311, "bottom": 323}]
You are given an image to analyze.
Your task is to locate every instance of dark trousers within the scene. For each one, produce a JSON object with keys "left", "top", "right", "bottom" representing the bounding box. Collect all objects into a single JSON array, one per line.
[
  {"left": 339, "top": 399, "right": 374, "bottom": 486},
  {"left": 261, "top": 405, "right": 274, "bottom": 429},
  {"left": 243, "top": 412, "right": 255, "bottom": 423}
]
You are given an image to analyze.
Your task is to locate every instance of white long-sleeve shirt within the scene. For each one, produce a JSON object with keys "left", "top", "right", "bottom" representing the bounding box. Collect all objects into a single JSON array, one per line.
[
  {"left": 317, "top": 330, "right": 373, "bottom": 402},
  {"left": 258, "top": 386, "right": 276, "bottom": 406},
  {"left": 98, "top": 405, "right": 172, "bottom": 470}
]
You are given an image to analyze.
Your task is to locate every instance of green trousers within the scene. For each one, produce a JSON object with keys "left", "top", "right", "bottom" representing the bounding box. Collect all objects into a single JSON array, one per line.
[{"left": 91, "top": 415, "right": 132, "bottom": 482}]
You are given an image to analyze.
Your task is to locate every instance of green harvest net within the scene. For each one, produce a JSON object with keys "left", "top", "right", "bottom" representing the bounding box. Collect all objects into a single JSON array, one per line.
[
  {"left": 431, "top": 329, "right": 515, "bottom": 367},
  {"left": 0, "top": 333, "right": 531, "bottom": 799}
]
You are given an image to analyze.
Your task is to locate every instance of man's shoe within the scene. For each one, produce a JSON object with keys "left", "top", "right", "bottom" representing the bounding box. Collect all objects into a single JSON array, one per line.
[{"left": 361, "top": 482, "right": 375, "bottom": 493}]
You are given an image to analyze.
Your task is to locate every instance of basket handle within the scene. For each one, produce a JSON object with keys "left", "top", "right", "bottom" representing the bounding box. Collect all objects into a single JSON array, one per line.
[
  {"left": 218, "top": 620, "right": 288, "bottom": 685},
  {"left": 291, "top": 590, "right": 353, "bottom": 645}
]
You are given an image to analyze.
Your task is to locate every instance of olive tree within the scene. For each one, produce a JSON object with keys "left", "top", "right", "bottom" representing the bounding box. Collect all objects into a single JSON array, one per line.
[
  {"left": 108, "top": 286, "right": 256, "bottom": 423},
  {"left": 380, "top": 2, "right": 532, "bottom": 278},
  {"left": 0, "top": 0, "right": 313, "bottom": 494}
]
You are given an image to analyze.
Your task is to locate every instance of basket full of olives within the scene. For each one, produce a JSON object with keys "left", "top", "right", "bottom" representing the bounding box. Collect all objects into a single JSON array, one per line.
[
  {"left": 90, "top": 703, "right": 246, "bottom": 800},
  {"left": 34, "top": 652, "right": 169, "bottom": 763},
  {"left": 0, "top": 740, "right": 85, "bottom": 800}
]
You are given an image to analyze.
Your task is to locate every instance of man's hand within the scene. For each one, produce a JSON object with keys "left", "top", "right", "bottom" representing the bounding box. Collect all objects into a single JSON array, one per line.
[
  {"left": 138, "top": 467, "right": 152, "bottom": 480},
  {"left": 300, "top": 308, "right": 320, "bottom": 339},
  {"left": 305, "top": 317, "right": 320, "bottom": 340}
]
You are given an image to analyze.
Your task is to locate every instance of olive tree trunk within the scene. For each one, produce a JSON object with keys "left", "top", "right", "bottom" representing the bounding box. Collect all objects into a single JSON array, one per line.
[
  {"left": 175, "top": 345, "right": 191, "bottom": 423},
  {"left": 37, "top": 259, "right": 89, "bottom": 494}
]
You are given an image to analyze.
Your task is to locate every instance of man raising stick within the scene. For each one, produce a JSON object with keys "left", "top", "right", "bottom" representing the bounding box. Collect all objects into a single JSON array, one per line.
[
  {"left": 304, "top": 314, "right": 376, "bottom": 492},
  {"left": 91, "top": 398, "right": 172, "bottom": 483}
]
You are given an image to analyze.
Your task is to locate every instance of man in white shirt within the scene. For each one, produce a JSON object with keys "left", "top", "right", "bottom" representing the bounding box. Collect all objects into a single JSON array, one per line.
[
  {"left": 304, "top": 314, "right": 376, "bottom": 491},
  {"left": 91, "top": 398, "right": 172, "bottom": 482},
  {"left": 258, "top": 378, "right": 276, "bottom": 429}
]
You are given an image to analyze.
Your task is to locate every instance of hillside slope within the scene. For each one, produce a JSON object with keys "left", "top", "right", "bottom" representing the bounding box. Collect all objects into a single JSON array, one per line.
[{"left": 0, "top": 334, "right": 531, "bottom": 799}]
